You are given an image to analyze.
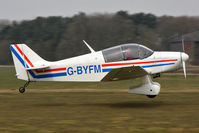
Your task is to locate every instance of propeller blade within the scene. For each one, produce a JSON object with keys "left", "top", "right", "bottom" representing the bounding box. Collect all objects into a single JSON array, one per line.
[
  {"left": 182, "top": 61, "right": 186, "bottom": 79},
  {"left": 181, "top": 36, "right": 188, "bottom": 79},
  {"left": 181, "top": 36, "right": 185, "bottom": 52}
]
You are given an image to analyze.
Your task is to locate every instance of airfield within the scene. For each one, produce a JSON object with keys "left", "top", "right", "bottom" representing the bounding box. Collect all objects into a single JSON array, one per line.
[{"left": 0, "top": 67, "right": 199, "bottom": 133}]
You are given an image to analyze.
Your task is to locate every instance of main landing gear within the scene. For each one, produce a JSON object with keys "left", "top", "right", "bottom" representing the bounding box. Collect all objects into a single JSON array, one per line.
[
  {"left": 153, "top": 73, "right": 160, "bottom": 79},
  {"left": 19, "top": 81, "right": 31, "bottom": 93}
]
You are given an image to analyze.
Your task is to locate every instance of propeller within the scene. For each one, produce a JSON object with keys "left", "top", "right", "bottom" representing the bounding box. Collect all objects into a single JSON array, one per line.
[{"left": 181, "top": 36, "right": 189, "bottom": 78}]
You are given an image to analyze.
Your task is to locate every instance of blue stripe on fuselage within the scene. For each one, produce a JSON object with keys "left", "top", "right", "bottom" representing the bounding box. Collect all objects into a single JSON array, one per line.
[
  {"left": 141, "top": 63, "right": 175, "bottom": 68},
  {"left": 102, "top": 62, "right": 175, "bottom": 72},
  {"left": 28, "top": 70, "right": 67, "bottom": 78},
  {"left": 102, "top": 68, "right": 112, "bottom": 72}
]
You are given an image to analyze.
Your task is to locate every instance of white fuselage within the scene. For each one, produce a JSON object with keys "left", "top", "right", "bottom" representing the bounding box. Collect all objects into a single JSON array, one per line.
[{"left": 27, "top": 51, "right": 183, "bottom": 82}]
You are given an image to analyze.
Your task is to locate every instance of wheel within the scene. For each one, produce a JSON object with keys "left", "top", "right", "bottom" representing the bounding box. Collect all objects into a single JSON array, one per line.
[
  {"left": 19, "top": 87, "right": 25, "bottom": 93},
  {"left": 147, "top": 95, "right": 157, "bottom": 98}
]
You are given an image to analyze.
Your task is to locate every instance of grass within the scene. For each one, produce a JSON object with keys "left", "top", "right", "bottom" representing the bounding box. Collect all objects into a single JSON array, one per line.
[
  {"left": 0, "top": 67, "right": 198, "bottom": 133},
  {"left": 0, "top": 92, "right": 199, "bottom": 133}
]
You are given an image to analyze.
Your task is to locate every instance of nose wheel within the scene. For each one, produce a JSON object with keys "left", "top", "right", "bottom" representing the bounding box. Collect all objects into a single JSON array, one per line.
[{"left": 19, "top": 81, "right": 31, "bottom": 93}]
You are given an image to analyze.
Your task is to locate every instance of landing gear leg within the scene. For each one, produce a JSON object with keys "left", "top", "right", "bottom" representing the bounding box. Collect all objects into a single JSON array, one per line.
[{"left": 19, "top": 81, "right": 31, "bottom": 93}]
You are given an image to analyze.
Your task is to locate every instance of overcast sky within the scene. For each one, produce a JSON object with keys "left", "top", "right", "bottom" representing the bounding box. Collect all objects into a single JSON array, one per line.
[{"left": 0, "top": 0, "right": 198, "bottom": 21}]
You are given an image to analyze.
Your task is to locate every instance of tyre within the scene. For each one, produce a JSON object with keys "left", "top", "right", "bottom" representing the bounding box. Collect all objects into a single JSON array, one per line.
[
  {"left": 147, "top": 95, "right": 156, "bottom": 98},
  {"left": 19, "top": 87, "right": 25, "bottom": 93}
]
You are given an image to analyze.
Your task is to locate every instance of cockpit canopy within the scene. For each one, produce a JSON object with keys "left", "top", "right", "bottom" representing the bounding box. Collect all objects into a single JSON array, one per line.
[{"left": 102, "top": 43, "right": 154, "bottom": 63}]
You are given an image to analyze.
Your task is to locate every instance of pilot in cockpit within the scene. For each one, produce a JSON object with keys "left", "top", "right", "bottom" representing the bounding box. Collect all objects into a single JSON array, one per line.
[{"left": 124, "top": 48, "right": 135, "bottom": 60}]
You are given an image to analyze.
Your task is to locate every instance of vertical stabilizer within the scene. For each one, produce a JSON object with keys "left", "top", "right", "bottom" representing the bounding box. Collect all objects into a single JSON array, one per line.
[{"left": 10, "top": 44, "right": 46, "bottom": 80}]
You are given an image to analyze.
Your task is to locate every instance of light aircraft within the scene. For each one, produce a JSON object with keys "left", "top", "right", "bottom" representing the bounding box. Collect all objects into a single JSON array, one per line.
[{"left": 10, "top": 40, "right": 189, "bottom": 98}]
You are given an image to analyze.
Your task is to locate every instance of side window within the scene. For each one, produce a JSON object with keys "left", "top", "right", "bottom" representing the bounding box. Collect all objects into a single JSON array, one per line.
[
  {"left": 122, "top": 44, "right": 139, "bottom": 60},
  {"left": 102, "top": 46, "right": 124, "bottom": 62}
]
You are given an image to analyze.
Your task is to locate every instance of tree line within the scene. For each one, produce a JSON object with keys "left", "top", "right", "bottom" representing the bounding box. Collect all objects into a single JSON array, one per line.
[{"left": 0, "top": 11, "right": 199, "bottom": 64}]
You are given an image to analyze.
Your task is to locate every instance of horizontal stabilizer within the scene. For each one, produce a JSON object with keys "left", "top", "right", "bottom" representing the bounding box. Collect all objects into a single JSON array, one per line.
[
  {"left": 25, "top": 60, "right": 50, "bottom": 70},
  {"left": 25, "top": 65, "right": 49, "bottom": 70}
]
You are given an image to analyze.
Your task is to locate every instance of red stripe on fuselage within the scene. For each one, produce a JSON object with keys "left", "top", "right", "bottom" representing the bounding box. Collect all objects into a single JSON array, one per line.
[
  {"left": 35, "top": 68, "right": 66, "bottom": 73},
  {"left": 102, "top": 59, "right": 178, "bottom": 67},
  {"left": 14, "top": 44, "right": 34, "bottom": 67}
]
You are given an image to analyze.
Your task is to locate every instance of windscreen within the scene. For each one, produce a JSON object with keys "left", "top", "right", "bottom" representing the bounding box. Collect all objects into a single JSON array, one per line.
[{"left": 139, "top": 45, "right": 154, "bottom": 59}]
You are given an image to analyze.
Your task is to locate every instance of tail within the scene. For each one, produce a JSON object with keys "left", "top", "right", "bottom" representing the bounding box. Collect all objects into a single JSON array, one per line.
[{"left": 10, "top": 44, "right": 47, "bottom": 81}]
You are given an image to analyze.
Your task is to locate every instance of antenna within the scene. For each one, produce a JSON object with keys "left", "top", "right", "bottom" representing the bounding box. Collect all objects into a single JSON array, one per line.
[{"left": 83, "top": 40, "right": 95, "bottom": 53}]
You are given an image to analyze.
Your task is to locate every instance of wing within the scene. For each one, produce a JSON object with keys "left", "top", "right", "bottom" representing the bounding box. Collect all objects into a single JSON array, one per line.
[{"left": 102, "top": 66, "right": 148, "bottom": 81}]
